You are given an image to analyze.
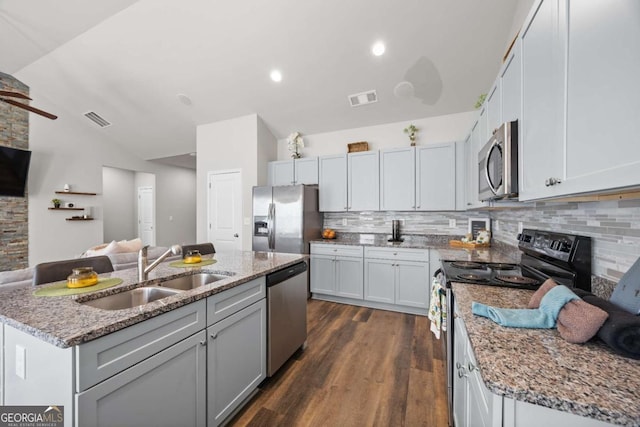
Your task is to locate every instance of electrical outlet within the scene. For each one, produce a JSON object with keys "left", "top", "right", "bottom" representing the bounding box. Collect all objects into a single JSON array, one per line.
[
  {"left": 342, "top": 218, "right": 348, "bottom": 226},
  {"left": 518, "top": 222, "right": 524, "bottom": 233},
  {"left": 16, "top": 345, "right": 26, "bottom": 379},
  {"left": 449, "top": 219, "right": 456, "bottom": 228}
]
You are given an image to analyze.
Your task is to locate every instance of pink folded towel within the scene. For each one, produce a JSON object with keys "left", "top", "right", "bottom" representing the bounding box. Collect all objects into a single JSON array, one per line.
[{"left": 528, "top": 279, "right": 608, "bottom": 343}]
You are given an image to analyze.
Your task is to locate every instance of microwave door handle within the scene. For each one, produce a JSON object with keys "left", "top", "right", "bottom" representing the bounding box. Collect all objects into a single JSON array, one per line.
[{"left": 486, "top": 140, "right": 501, "bottom": 195}]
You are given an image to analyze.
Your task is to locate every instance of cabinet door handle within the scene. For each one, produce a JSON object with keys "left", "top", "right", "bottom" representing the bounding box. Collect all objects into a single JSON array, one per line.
[
  {"left": 545, "top": 177, "right": 562, "bottom": 187},
  {"left": 200, "top": 340, "right": 207, "bottom": 346},
  {"left": 456, "top": 362, "right": 463, "bottom": 369},
  {"left": 393, "top": 252, "right": 398, "bottom": 256},
  {"left": 416, "top": 205, "right": 420, "bottom": 209},
  {"left": 457, "top": 367, "right": 468, "bottom": 378},
  {"left": 467, "top": 362, "right": 478, "bottom": 373},
  {"left": 210, "top": 332, "right": 218, "bottom": 340}
]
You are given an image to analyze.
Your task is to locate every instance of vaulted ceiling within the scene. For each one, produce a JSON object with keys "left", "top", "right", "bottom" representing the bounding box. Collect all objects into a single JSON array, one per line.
[{"left": 1, "top": 0, "right": 527, "bottom": 167}]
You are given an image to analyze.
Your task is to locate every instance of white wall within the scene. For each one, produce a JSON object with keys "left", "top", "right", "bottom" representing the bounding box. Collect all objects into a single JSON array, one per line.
[
  {"left": 196, "top": 114, "right": 276, "bottom": 251},
  {"left": 27, "top": 98, "right": 197, "bottom": 265},
  {"left": 256, "top": 116, "right": 277, "bottom": 186},
  {"left": 103, "top": 167, "right": 136, "bottom": 242},
  {"left": 276, "top": 111, "right": 478, "bottom": 159}
]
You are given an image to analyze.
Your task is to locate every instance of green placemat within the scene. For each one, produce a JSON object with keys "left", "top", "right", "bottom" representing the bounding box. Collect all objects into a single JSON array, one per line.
[
  {"left": 169, "top": 259, "right": 217, "bottom": 268},
  {"left": 34, "top": 278, "right": 124, "bottom": 297}
]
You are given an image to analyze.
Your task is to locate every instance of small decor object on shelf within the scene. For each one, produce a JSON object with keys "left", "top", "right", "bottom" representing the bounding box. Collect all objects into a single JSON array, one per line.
[
  {"left": 474, "top": 93, "right": 487, "bottom": 109},
  {"left": 51, "top": 198, "right": 61, "bottom": 208},
  {"left": 347, "top": 141, "right": 369, "bottom": 152},
  {"left": 63, "top": 184, "right": 70, "bottom": 192},
  {"left": 287, "top": 132, "right": 304, "bottom": 159},
  {"left": 403, "top": 124, "right": 419, "bottom": 146}
]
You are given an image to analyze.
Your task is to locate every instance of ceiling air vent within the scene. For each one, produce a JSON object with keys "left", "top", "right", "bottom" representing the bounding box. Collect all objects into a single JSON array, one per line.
[
  {"left": 348, "top": 90, "right": 378, "bottom": 107},
  {"left": 83, "top": 111, "right": 111, "bottom": 128}
]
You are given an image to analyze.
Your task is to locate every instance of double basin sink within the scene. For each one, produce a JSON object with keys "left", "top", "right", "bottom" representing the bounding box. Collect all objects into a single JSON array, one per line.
[{"left": 81, "top": 273, "right": 232, "bottom": 311}]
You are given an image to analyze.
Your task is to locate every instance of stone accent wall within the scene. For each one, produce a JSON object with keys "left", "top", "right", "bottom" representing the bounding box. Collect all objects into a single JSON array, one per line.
[{"left": 0, "top": 72, "right": 29, "bottom": 271}]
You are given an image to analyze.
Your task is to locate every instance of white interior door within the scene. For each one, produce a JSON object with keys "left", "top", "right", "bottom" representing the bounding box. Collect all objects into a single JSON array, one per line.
[
  {"left": 138, "top": 186, "right": 155, "bottom": 246},
  {"left": 207, "top": 170, "right": 242, "bottom": 252}
]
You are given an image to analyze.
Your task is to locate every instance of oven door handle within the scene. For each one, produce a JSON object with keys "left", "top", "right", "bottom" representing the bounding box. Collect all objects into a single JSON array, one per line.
[{"left": 485, "top": 139, "right": 502, "bottom": 196}]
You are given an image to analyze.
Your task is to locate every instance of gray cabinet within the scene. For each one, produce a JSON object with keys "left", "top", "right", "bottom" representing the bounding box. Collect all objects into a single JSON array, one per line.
[
  {"left": 466, "top": 119, "right": 488, "bottom": 209},
  {"left": 486, "top": 83, "right": 502, "bottom": 137},
  {"left": 207, "top": 299, "right": 266, "bottom": 427},
  {"left": 348, "top": 151, "right": 379, "bottom": 211},
  {"left": 77, "top": 331, "right": 207, "bottom": 427},
  {"left": 380, "top": 147, "right": 415, "bottom": 211},
  {"left": 501, "top": 39, "right": 522, "bottom": 124},
  {"left": 294, "top": 157, "right": 319, "bottom": 185},
  {"left": 268, "top": 160, "right": 295, "bottom": 186},
  {"left": 364, "top": 247, "right": 429, "bottom": 312},
  {"left": 268, "top": 158, "right": 318, "bottom": 186},
  {"left": 455, "top": 140, "right": 467, "bottom": 211},
  {"left": 520, "top": 0, "right": 566, "bottom": 199},
  {"left": 562, "top": 0, "right": 640, "bottom": 196},
  {"left": 310, "top": 244, "right": 364, "bottom": 299},
  {"left": 416, "top": 143, "right": 456, "bottom": 211},
  {"left": 453, "top": 304, "right": 501, "bottom": 427},
  {"left": 319, "top": 154, "right": 347, "bottom": 211}
]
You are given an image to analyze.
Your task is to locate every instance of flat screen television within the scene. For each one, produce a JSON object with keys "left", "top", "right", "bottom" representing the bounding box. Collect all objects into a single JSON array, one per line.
[{"left": 0, "top": 146, "right": 32, "bottom": 197}]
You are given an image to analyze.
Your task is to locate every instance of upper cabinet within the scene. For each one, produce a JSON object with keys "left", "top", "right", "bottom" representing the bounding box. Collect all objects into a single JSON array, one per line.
[
  {"left": 267, "top": 158, "right": 318, "bottom": 186},
  {"left": 519, "top": 0, "right": 567, "bottom": 200},
  {"left": 486, "top": 82, "right": 502, "bottom": 138},
  {"left": 294, "top": 157, "right": 319, "bottom": 185},
  {"left": 380, "top": 147, "right": 416, "bottom": 211},
  {"left": 348, "top": 151, "right": 379, "bottom": 211},
  {"left": 416, "top": 144, "right": 456, "bottom": 211},
  {"left": 501, "top": 39, "right": 522, "bottom": 124},
  {"left": 519, "top": 0, "right": 640, "bottom": 200},
  {"left": 268, "top": 160, "right": 294, "bottom": 186},
  {"left": 466, "top": 118, "right": 489, "bottom": 209},
  {"left": 562, "top": 0, "right": 640, "bottom": 195},
  {"left": 318, "top": 154, "right": 347, "bottom": 211}
]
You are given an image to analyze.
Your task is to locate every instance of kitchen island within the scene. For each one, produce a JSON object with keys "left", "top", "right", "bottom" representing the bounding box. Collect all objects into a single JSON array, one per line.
[
  {"left": 452, "top": 283, "right": 640, "bottom": 427},
  {"left": 0, "top": 250, "right": 307, "bottom": 427}
]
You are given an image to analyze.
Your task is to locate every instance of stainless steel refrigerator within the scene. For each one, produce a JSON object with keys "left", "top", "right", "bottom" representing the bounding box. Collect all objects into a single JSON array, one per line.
[{"left": 252, "top": 185, "right": 322, "bottom": 254}]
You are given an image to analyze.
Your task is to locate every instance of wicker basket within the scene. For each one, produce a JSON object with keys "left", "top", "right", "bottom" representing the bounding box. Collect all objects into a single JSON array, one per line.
[{"left": 348, "top": 141, "right": 369, "bottom": 152}]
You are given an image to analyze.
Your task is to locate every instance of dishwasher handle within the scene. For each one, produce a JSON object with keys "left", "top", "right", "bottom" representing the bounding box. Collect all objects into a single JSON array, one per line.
[{"left": 266, "top": 262, "right": 308, "bottom": 287}]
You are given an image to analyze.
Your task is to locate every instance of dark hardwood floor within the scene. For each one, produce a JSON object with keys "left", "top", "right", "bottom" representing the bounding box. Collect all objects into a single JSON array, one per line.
[{"left": 229, "top": 299, "right": 449, "bottom": 427}]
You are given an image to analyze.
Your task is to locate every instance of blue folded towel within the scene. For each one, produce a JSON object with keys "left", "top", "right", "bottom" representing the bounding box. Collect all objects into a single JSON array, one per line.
[{"left": 472, "top": 285, "right": 579, "bottom": 328}]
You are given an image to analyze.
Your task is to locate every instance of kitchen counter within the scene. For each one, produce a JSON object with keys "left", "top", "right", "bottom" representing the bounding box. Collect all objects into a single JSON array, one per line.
[
  {"left": 0, "top": 251, "right": 306, "bottom": 348},
  {"left": 452, "top": 283, "right": 640, "bottom": 426},
  {"left": 312, "top": 233, "right": 518, "bottom": 264}
]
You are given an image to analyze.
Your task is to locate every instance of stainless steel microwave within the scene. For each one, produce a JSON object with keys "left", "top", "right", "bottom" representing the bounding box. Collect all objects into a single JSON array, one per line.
[{"left": 478, "top": 120, "right": 518, "bottom": 201}]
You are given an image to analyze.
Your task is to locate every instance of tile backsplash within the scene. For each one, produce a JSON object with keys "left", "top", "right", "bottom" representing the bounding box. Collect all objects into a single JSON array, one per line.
[{"left": 325, "top": 198, "right": 640, "bottom": 283}]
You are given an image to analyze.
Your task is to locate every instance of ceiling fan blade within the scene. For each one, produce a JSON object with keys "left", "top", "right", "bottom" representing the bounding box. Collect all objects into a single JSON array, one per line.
[
  {"left": 0, "top": 90, "right": 32, "bottom": 101},
  {"left": 1, "top": 98, "right": 58, "bottom": 120}
]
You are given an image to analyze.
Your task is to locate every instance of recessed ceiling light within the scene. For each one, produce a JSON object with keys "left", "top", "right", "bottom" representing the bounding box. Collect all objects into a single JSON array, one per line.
[
  {"left": 372, "top": 41, "right": 386, "bottom": 56},
  {"left": 270, "top": 70, "right": 282, "bottom": 82}
]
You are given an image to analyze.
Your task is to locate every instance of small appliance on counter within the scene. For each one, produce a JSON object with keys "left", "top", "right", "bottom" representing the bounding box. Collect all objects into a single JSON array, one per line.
[
  {"left": 609, "top": 256, "right": 640, "bottom": 314},
  {"left": 389, "top": 219, "right": 403, "bottom": 242}
]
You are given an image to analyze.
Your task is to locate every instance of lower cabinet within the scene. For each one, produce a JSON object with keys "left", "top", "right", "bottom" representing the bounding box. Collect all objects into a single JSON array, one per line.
[
  {"left": 77, "top": 331, "right": 207, "bottom": 427},
  {"left": 207, "top": 299, "right": 267, "bottom": 427},
  {"left": 364, "top": 247, "right": 430, "bottom": 312},
  {"left": 453, "top": 299, "right": 617, "bottom": 427},
  {"left": 310, "top": 244, "right": 364, "bottom": 299}
]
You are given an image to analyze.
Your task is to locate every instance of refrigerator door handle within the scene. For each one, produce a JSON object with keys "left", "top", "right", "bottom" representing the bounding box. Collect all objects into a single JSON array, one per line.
[{"left": 268, "top": 202, "right": 275, "bottom": 250}]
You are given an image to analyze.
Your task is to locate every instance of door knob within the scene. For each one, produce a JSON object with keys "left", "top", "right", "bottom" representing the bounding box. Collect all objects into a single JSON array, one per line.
[{"left": 234, "top": 233, "right": 239, "bottom": 237}]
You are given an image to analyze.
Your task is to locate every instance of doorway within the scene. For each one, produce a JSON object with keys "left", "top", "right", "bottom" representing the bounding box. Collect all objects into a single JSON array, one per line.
[
  {"left": 138, "top": 186, "right": 156, "bottom": 246},
  {"left": 207, "top": 170, "right": 242, "bottom": 252}
]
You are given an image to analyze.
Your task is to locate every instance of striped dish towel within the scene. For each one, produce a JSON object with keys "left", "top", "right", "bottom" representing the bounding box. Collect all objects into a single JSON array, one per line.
[{"left": 428, "top": 276, "right": 447, "bottom": 339}]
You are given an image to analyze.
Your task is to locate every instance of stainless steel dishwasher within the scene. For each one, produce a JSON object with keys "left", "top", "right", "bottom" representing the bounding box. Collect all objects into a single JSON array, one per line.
[{"left": 266, "top": 261, "right": 308, "bottom": 376}]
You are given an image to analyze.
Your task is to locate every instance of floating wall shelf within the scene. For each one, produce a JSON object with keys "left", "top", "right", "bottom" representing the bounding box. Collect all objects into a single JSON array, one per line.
[
  {"left": 48, "top": 207, "right": 84, "bottom": 211},
  {"left": 55, "top": 191, "right": 97, "bottom": 196}
]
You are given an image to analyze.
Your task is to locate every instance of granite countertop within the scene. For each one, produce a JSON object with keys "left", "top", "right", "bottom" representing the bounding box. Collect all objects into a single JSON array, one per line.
[
  {"left": 311, "top": 233, "right": 518, "bottom": 264},
  {"left": 452, "top": 283, "right": 640, "bottom": 426},
  {"left": 0, "top": 251, "right": 306, "bottom": 349}
]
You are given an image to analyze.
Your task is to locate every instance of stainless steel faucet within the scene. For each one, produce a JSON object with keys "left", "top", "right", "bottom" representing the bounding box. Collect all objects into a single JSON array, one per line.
[{"left": 138, "top": 244, "right": 182, "bottom": 282}]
